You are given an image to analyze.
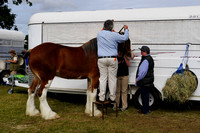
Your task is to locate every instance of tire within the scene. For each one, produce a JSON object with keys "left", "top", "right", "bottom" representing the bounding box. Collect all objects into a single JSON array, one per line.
[
  {"left": 0, "top": 69, "right": 26, "bottom": 84},
  {"left": 133, "top": 87, "right": 161, "bottom": 110},
  {"left": 0, "top": 70, "right": 10, "bottom": 78},
  {"left": 0, "top": 70, "right": 10, "bottom": 84}
]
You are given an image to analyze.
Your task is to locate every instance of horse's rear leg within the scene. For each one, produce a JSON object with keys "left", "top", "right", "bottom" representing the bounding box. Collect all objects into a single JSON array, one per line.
[
  {"left": 39, "top": 80, "right": 60, "bottom": 120},
  {"left": 85, "top": 78, "right": 102, "bottom": 117},
  {"left": 26, "top": 77, "right": 40, "bottom": 116}
]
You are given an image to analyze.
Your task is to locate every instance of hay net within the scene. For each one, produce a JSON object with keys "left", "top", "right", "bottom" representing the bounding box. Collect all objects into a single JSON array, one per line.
[
  {"left": 162, "top": 70, "right": 198, "bottom": 103},
  {"left": 162, "top": 43, "right": 198, "bottom": 104}
]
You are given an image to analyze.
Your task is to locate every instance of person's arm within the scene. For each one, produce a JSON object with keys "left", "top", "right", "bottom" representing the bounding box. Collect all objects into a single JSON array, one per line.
[
  {"left": 136, "top": 59, "right": 149, "bottom": 83},
  {"left": 117, "top": 29, "right": 129, "bottom": 42},
  {"left": 114, "top": 25, "right": 129, "bottom": 43},
  {"left": 7, "top": 57, "right": 17, "bottom": 63},
  {"left": 124, "top": 56, "right": 130, "bottom": 67},
  {"left": 131, "top": 52, "right": 135, "bottom": 60}
]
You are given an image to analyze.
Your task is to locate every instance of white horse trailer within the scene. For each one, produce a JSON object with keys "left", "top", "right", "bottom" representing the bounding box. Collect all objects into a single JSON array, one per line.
[
  {"left": 0, "top": 29, "right": 24, "bottom": 59},
  {"left": 0, "top": 29, "right": 25, "bottom": 83},
  {"left": 28, "top": 6, "right": 200, "bottom": 109}
]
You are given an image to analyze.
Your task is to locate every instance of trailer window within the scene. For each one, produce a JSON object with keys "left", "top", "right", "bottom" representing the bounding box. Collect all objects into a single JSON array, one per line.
[
  {"left": 0, "top": 39, "right": 11, "bottom": 46},
  {"left": 0, "top": 39, "right": 2, "bottom": 45},
  {"left": 4, "top": 40, "right": 11, "bottom": 45},
  {"left": 12, "top": 41, "right": 24, "bottom": 47}
]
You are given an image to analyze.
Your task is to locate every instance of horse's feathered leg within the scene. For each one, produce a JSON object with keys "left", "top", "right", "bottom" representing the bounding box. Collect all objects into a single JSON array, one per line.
[
  {"left": 85, "top": 78, "right": 102, "bottom": 117},
  {"left": 26, "top": 76, "right": 40, "bottom": 116},
  {"left": 90, "top": 89, "right": 102, "bottom": 117},
  {"left": 85, "top": 79, "right": 91, "bottom": 114},
  {"left": 39, "top": 80, "right": 60, "bottom": 120}
]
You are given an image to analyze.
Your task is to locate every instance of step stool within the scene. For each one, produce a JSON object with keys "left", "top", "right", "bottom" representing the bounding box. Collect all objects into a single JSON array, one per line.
[{"left": 92, "top": 100, "right": 118, "bottom": 120}]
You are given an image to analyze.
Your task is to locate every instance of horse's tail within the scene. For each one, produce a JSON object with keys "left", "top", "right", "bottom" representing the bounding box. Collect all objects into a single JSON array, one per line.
[{"left": 23, "top": 49, "right": 32, "bottom": 59}]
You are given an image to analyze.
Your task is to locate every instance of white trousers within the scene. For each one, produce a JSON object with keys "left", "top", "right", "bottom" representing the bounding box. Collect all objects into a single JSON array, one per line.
[{"left": 98, "top": 58, "right": 118, "bottom": 101}]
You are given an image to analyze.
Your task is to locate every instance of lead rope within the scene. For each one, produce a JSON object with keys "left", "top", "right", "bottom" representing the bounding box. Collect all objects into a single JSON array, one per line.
[
  {"left": 184, "top": 43, "right": 190, "bottom": 70},
  {"left": 175, "top": 43, "right": 190, "bottom": 74}
]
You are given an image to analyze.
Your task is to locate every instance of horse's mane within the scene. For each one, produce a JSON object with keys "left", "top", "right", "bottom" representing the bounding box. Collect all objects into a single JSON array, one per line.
[
  {"left": 82, "top": 38, "right": 97, "bottom": 58},
  {"left": 82, "top": 37, "right": 131, "bottom": 58},
  {"left": 118, "top": 38, "right": 131, "bottom": 57}
]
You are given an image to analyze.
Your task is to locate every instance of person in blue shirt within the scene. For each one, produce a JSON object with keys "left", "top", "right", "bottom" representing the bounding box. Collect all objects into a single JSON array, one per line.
[
  {"left": 135, "top": 46, "right": 154, "bottom": 114},
  {"left": 97, "top": 20, "right": 129, "bottom": 102}
]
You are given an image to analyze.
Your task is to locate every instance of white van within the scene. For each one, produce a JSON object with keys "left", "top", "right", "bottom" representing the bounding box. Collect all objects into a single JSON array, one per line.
[{"left": 28, "top": 6, "right": 200, "bottom": 109}]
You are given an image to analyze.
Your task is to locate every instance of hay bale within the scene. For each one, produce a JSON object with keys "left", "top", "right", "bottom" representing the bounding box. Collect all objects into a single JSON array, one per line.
[{"left": 162, "top": 70, "right": 198, "bottom": 104}]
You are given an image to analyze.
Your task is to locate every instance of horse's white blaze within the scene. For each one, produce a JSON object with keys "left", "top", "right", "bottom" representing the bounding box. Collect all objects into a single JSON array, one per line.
[
  {"left": 26, "top": 89, "right": 40, "bottom": 116},
  {"left": 85, "top": 89, "right": 102, "bottom": 117}
]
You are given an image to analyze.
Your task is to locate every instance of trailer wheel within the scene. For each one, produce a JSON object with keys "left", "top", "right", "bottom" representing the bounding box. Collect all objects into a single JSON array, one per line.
[
  {"left": 133, "top": 87, "right": 161, "bottom": 110},
  {"left": 1, "top": 70, "right": 10, "bottom": 78},
  {"left": 0, "top": 69, "right": 26, "bottom": 84},
  {"left": 0, "top": 70, "right": 10, "bottom": 84}
]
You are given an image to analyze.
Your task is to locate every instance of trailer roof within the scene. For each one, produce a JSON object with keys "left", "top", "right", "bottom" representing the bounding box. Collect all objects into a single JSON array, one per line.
[
  {"left": 29, "top": 6, "right": 200, "bottom": 24},
  {"left": 0, "top": 29, "right": 24, "bottom": 41}
]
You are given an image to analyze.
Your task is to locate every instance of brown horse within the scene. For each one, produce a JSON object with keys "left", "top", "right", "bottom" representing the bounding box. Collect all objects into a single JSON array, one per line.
[{"left": 26, "top": 38, "right": 131, "bottom": 120}]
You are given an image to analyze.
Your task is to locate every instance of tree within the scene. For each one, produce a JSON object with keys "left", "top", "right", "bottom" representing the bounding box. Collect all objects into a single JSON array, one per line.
[
  {"left": 24, "top": 34, "right": 28, "bottom": 49},
  {"left": 0, "top": 0, "right": 32, "bottom": 30}
]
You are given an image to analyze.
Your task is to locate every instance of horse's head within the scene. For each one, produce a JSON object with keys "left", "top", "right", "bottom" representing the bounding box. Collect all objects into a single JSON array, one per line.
[{"left": 118, "top": 38, "right": 131, "bottom": 58}]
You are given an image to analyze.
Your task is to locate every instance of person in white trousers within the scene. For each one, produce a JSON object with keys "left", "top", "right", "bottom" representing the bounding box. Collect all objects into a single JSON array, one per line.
[{"left": 97, "top": 20, "right": 129, "bottom": 101}]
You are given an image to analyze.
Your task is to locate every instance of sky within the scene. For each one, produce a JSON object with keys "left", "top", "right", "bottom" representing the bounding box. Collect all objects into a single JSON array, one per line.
[{"left": 7, "top": 0, "right": 200, "bottom": 35}]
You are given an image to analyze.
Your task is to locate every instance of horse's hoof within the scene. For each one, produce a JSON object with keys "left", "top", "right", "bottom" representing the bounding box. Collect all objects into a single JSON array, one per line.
[
  {"left": 55, "top": 114, "right": 60, "bottom": 119},
  {"left": 43, "top": 112, "right": 60, "bottom": 120},
  {"left": 26, "top": 109, "right": 40, "bottom": 116},
  {"left": 89, "top": 110, "right": 102, "bottom": 117},
  {"left": 34, "top": 113, "right": 41, "bottom": 116},
  {"left": 48, "top": 114, "right": 60, "bottom": 120},
  {"left": 85, "top": 109, "right": 90, "bottom": 115}
]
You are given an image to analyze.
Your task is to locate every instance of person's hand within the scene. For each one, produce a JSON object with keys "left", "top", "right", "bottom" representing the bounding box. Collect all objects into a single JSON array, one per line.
[
  {"left": 124, "top": 25, "right": 128, "bottom": 30},
  {"left": 131, "top": 52, "right": 135, "bottom": 60}
]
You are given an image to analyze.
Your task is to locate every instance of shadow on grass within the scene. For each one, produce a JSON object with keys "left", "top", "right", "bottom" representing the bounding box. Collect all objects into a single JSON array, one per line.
[
  {"left": 160, "top": 100, "right": 200, "bottom": 111},
  {"left": 6, "top": 85, "right": 200, "bottom": 111},
  {"left": 47, "top": 92, "right": 87, "bottom": 105},
  {"left": 7, "top": 85, "right": 86, "bottom": 105},
  {"left": 46, "top": 92, "right": 200, "bottom": 111}
]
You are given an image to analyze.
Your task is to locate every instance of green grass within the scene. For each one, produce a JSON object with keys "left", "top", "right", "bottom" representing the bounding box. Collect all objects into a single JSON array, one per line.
[{"left": 0, "top": 85, "right": 200, "bottom": 133}]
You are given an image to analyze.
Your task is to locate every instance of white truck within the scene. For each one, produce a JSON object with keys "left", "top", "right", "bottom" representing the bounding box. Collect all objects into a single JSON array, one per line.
[{"left": 26, "top": 6, "right": 200, "bottom": 109}]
